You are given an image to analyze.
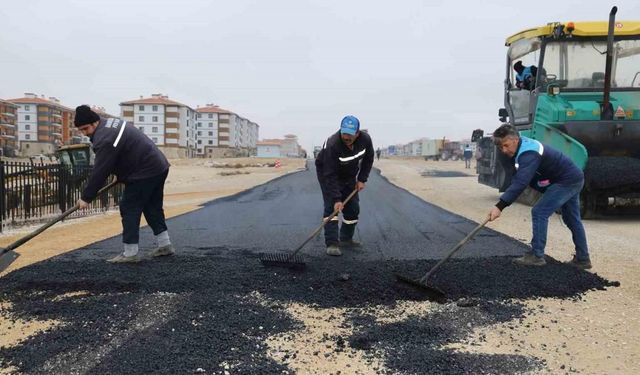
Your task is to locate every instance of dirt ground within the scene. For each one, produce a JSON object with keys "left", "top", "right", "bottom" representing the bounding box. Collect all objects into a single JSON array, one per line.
[
  {"left": 1, "top": 156, "right": 638, "bottom": 374},
  {"left": 0, "top": 157, "right": 305, "bottom": 353},
  {"left": 376, "top": 158, "right": 640, "bottom": 375}
]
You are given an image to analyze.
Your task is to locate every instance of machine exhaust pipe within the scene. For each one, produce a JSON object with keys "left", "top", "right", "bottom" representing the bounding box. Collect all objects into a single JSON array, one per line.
[{"left": 601, "top": 6, "right": 617, "bottom": 120}]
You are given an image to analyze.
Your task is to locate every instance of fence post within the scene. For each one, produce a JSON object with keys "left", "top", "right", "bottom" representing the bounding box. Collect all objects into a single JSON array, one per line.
[
  {"left": 58, "top": 163, "right": 66, "bottom": 212},
  {"left": 0, "top": 160, "right": 4, "bottom": 233},
  {"left": 24, "top": 184, "right": 31, "bottom": 219}
]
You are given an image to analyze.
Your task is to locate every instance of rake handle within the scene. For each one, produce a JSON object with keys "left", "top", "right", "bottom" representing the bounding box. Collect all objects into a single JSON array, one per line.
[
  {"left": 286, "top": 187, "right": 359, "bottom": 260},
  {"left": 0, "top": 180, "right": 119, "bottom": 255},
  {"left": 418, "top": 217, "right": 490, "bottom": 284}
]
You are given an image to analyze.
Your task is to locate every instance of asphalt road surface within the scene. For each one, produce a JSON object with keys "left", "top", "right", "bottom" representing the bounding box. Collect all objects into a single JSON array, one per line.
[{"left": 0, "top": 165, "right": 617, "bottom": 374}]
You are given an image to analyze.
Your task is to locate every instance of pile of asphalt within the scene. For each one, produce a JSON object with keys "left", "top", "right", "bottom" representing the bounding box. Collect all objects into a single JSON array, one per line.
[
  {"left": 0, "top": 251, "right": 618, "bottom": 374},
  {"left": 586, "top": 156, "right": 640, "bottom": 190}
]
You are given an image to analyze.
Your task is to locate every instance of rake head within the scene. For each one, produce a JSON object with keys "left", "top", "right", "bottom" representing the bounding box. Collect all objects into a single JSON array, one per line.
[
  {"left": 259, "top": 252, "right": 306, "bottom": 270},
  {"left": 395, "top": 273, "right": 447, "bottom": 303},
  {"left": 0, "top": 250, "right": 20, "bottom": 273}
]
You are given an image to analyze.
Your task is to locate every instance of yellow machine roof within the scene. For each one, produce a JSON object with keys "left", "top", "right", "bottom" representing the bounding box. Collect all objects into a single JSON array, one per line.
[{"left": 506, "top": 21, "right": 640, "bottom": 46}]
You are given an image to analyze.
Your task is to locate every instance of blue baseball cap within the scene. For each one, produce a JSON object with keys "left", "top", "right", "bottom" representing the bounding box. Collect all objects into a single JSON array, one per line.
[{"left": 340, "top": 115, "right": 360, "bottom": 135}]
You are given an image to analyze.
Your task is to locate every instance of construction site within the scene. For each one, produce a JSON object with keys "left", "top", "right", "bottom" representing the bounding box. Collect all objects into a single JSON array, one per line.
[
  {"left": 0, "top": 154, "right": 636, "bottom": 374},
  {"left": 1, "top": 2, "right": 640, "bottom": 375}
]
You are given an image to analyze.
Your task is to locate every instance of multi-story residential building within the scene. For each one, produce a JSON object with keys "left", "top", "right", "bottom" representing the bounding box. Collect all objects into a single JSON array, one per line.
[
  {"left": 8, "top": 93, "right": 75, "bottom": 156},
  {"left": 120, "top": 94, "right": 196, "bottom": 158},
  {"left": 195, "top": 104, "right": 259, "bottom": 158},
  {"left": 0, "top": 99, "right": 18, "bottom": 156},
  {"left": 92, "top": 106, "right": 118, "bottom": 119},
  {"left": 229, "top": 115, "right": 259, "bottom": 151}
]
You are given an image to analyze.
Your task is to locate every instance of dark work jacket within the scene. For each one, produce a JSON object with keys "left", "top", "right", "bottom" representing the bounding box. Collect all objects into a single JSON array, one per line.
[
  {"left": 82, "top": 118, "right": 170, "bottom": 202},
  {"left": 497, "top": 136, "right": 583, "bottom": 209},
  {"left": 315, "top": 130, "right": 375, "bottom": 203}
]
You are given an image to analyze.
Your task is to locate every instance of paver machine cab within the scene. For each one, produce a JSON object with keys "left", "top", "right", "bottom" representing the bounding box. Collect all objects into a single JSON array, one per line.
[{"left": 475, "top": 7, "right": 640, "bottom": 218}]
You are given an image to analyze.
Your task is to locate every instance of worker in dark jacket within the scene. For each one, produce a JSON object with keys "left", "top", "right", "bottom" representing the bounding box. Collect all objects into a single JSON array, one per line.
[
  {"left": 315, "top": 115, "right": 375, "bottom": 256},
  {"left": 487, "top": 124, "right": 591, "bottom": 269},
  {"left": 74, "top": 105, "right": 174, "bottom": 263}
]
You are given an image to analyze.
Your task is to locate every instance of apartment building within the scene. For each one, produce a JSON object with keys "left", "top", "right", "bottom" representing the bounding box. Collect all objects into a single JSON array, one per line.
[
  {"left": 229, "top": 115, "right": 259, "bottom": 151},
  {"left": 0, "top": 99, "right": 18, "bottom": 156},
  {"left": 195, "top": 104, "right": 259, "bottom": 158},
  {"left": 8, "top": 93, "right": 75, "bottom": 156},
  {"left": 120, "top": 94, "right": 196, "bottom": 158}
]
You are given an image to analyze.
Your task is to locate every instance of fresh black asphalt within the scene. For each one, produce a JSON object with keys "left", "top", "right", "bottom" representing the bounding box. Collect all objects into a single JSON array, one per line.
[{"left": 0, "top": 164, "right": 618, "bottom": 374}]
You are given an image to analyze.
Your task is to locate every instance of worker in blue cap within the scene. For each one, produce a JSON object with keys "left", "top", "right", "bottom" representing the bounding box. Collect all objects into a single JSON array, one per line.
[{"left": 315, "top": 115, "right": 375, "bottom": 256}]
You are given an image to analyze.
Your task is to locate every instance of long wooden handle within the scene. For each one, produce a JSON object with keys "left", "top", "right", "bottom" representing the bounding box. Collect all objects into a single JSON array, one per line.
[
  {"left": 419, "top": 217, "right": 490, "bottom": 283},
  {"left": 288, "top": 187, "right": 359, "bottom": 257},
  {"left": 1, "top": 180, "right": 119, "bottom": 254}
]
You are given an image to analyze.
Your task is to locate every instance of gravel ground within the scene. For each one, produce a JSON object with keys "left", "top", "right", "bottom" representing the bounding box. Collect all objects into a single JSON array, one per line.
[{"left": 0, "top": 162, "right": 620, "bottom": 374}]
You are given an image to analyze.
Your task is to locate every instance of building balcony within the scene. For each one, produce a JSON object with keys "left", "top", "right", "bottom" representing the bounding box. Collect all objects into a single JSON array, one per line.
[
  {"left": 1, "top": 112, "right": 16, "bottom": 117},
  {"left": 0, "top": 123, "right": 16, "bottom": 129},
  {"left": 1, "top": 134, "right": 16, "bottom": 139}
]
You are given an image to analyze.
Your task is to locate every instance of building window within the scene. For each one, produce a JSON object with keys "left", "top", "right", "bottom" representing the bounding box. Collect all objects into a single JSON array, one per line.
[
  {"left": 197, "top": 114, "right": 201, "bottom": 119},
  {"left": 208, "top": 140, "right": 213, "bottom": 145},
  {"left": 139, "top": 127, "right": 144, "bottom": 133},
  {"left": 208, "top": 114, "right": 213, "bottom": 118},
  {"left": 208, "top": 131, "right": 213, "bottom": 136},
  {"left": 139, "top": 116, "right": 144, "bottom": 122},
  {"left": 197, "top": 122, "right": 201, "bottom": 127},
  {"left": 152, "top": 105, "right": 158, "bottom": 111},
  {"left": 152, "top": 127, "right": 158, "bottom": 133},
  {"left": 139, "top": 105, "right": 145, "bottom": 111},
  {"left": 25, "top": 134, "right": 30, "bottom": 140},
  {"left": 152, "top": 137, "right": 158, "bottom": 143},
  {"left": 197, "top": 131, "right": 201, "bottom": 136},
  {"left": 209, "top": 123, "right": 213, "bottom": 127},
  {"left": 25, "top": 105, "right": 30, "bottom": 111},
  {"left": 25, "top": 124, "right": 30, "bottom": 130},
  {"left": 197, "top": 140, "right": 202, "bottom": 144},
  {"left": 25, "top": 115, "right": 30, "bottom": 121},
  {"left": 152, "top": 116, "right": 158, "bottom": 122}
]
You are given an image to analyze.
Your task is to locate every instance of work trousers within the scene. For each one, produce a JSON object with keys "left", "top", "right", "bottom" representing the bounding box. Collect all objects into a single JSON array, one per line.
[
  {"left": 119, "top": 170, "right": 169, "bottom": 244},
  {"left": 320, "top": 182, "right": 360, "bottom": 246},
  {"left": 530, "top": 180, "right": 589, "bottom": 261}
]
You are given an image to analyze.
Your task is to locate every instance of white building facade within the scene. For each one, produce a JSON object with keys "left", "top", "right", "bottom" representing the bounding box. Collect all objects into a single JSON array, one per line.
[
  {"left": 120, "top": 94, "right": 196, "bottom": 157},
  {"left": 195, "top": 104, "right": 258, "bottom": 157}
]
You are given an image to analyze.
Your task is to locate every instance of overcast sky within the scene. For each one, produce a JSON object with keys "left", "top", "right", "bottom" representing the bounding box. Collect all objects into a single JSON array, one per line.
[{"left": 1, "top": 0, "right": 637, "bottom": 151}]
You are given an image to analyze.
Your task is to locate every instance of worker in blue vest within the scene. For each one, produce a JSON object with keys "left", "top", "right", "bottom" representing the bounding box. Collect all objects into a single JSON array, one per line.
[
  {"left": 463, "top": 144, "right": 473, "bottom": 169},
  {"left": 487, "top": 124, "right": 591, "bottom": 269},
  {"left": 513, "top": 60, "right": 538, "bottom": 90}
]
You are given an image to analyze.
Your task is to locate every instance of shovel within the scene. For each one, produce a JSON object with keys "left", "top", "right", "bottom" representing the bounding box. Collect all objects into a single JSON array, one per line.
[
  {"left": 0, "top": 180, "right": 119, "bottom": 272},
  {"left": 259, "top": 187, "right": 359, "bottom": 269},
  {"left": 396, "top": 217, "right": 490, "bottom": 302}
]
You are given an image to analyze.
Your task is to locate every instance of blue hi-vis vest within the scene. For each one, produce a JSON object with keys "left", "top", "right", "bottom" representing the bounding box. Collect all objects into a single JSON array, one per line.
[
  {"left": 515, "top": 136, "right": 544, "bottom": 170},
  {"left": 516, "top": 66, "right": 533, "bottom": 82}
]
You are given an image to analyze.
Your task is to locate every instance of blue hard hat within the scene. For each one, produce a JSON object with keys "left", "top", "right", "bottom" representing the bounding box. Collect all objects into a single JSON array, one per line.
[{"left": 340, "top": 115, "right": 360, "bottom": 135}]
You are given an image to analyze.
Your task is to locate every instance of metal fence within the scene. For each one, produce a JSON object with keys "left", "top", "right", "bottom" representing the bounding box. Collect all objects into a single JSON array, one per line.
[{"left": 0, "top": 160, "right": 123, "bottom": 232}]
